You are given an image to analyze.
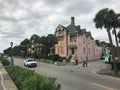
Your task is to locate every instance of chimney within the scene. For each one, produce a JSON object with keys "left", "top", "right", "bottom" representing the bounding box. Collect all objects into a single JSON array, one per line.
[{"left": 71, "top": 17, "right": 75, "bottom": 25}]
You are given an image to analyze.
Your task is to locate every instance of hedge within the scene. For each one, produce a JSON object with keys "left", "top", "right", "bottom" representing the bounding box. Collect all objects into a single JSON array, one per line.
[
  {"left": 0, "top": 57, "right": 10, "bottom": 66},
  {"left": 6, "top": 66, "right": 59, "bottom": 90},
  {"left": 0, "top": 57, "right": 60, "bottom": 90}
]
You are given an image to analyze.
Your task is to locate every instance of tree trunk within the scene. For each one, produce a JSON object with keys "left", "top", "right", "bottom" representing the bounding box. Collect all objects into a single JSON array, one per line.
[
  {"left": 107, "top": 28, "right": 118, "bottom": 74},
  {"left": 113, "top": 27, "right": 120, "bottom": 60}
]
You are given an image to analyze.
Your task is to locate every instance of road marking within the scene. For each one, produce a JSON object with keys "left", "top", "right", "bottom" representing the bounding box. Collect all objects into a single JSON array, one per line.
[{"left": 91, "top": 82, "right": 115, "bottom": 90}]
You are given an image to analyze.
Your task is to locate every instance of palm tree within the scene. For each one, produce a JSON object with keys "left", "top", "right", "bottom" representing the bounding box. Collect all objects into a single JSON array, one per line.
[
  {"left": 110, "top": 12, "right": 120, "bottom": 60},
  {"left": 118, "top": 31, "right": 120, "bottom": 43},
  {"left": 94, "top": 8, "right": 118, "bottom": 74}
]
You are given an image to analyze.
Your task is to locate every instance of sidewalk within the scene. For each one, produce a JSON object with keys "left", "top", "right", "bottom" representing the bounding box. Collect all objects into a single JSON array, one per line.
[
  {"left": 61, "top": 59, "right": 113, "bottom": 74},
  {"left": 72, "top": 59, "right": 120, "bottom": 75},
  {"left": 79, "top": 59, "right": 111, "bottom": 74},
  {"left": 0, "top": 62, "right": 18, "bottom": 90},
  {"left": 0, "top": 71, "right": 4, "bottom": 90}
]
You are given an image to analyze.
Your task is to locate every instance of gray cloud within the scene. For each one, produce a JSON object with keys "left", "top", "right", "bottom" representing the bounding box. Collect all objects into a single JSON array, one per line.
[
  {"left": 1, "top": 31, "right": 24, "bottom": 38},
  {"left": 0, "top": 0, "right": 120, "bottom": 52},
  {"left": 43, "top": 0, "right": 65, "bottom": 5},
  {"left": 0, "top": 20, "right": 25, "bottom": 39},
  {"left": 97, "top": 0, "right": 113, "bottom": 4},
  {"left": 64, "top": 0, "right": 94, "bottom": 16}
]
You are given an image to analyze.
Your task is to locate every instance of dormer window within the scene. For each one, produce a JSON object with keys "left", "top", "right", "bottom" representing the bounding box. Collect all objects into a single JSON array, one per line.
[
  {"left": 59, "top": 29, "right": 61, "bottom": 34},
  {"left": 58, "top": 29, "right": 63, "bottom": 34}
]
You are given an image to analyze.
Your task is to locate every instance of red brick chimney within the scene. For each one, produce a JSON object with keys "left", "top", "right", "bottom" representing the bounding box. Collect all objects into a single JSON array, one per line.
[{"left": 71, "top": 17, "right": 75, "bottom": 25}]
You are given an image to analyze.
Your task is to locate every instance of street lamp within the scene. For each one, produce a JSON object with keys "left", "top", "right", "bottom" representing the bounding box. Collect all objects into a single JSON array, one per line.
[
  {"left": 10, "top": 42, "right": 13, "bottom": 47},
  {"left": 10, "top": 41, "right": 14, "bottom": 66}
]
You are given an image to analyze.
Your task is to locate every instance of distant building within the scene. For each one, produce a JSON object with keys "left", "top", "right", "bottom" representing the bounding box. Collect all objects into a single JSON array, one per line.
[
  {"left": 0, "top": 53, "right": 3, "bottom": 57},
  {"left": 55, "top": 17, "right": 102, "bottom": 62}
]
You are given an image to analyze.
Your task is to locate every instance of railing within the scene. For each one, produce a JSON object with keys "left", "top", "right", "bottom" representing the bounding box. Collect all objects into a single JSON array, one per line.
[
  {"left": 56, "top": 33, "right": 64, "bottom": 37},
  {"left": 69, "top": 42, "right": 77, "bottom": 45},
  {"left": 66, "top": 55, "right": 72, "bottom": 62}
]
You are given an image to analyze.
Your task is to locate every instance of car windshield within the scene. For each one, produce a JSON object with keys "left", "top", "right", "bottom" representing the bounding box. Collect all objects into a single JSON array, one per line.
[{"left": 27, "top": 60, "right": 34, "bottom": 62}]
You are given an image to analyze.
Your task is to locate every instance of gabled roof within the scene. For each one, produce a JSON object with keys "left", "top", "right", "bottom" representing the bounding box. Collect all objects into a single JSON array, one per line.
[
  {"left": 66, "top": 24, "right": 87, "bottom": 35},
  {"left": 56, "top": 24, "right": 66, "bottom": 30},
  {"left": 55, "top": 17, "right": 93, "bottom": 39},
  {"left": 67, "top": 24, "right": 79, "bottom": 34},
  {"left": 55, "top": 24, "right": 67, "bottom": 33},
  {"left": 86, "top": 32, "right": 94, "bottom": 40}
]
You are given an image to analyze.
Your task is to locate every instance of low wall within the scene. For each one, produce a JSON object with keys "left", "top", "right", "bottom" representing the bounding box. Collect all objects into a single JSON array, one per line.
[{"left": 0, "top": 62, "right": 18, "bottom": 90}]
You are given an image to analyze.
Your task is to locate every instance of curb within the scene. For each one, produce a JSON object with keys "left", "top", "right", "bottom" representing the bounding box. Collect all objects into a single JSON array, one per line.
[{"left": 0, "top": 62, "right": 18, "bottom": 90}]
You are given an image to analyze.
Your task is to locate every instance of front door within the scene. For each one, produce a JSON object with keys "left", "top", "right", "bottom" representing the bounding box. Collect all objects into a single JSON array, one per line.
[{"left": 71, "top": 48, "right": 74, "bottom": 55}]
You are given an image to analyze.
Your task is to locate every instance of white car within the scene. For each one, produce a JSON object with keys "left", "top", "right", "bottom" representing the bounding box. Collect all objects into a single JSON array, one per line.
[{"left": 24, "top": 59, "right": 37, "bottom": 67}]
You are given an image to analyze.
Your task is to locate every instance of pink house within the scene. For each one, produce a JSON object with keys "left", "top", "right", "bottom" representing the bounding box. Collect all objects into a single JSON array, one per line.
[{"left": 55, "top": 17, "right": 102, "bottom": 62}]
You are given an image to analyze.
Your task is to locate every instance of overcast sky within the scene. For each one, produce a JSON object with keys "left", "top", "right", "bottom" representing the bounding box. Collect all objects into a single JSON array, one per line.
[{"left": 0, "top": 0, "right": 120, "bottom": 53}]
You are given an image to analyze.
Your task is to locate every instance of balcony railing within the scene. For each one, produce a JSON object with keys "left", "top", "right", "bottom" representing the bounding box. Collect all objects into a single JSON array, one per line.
[
  {"left": 68, "top": 42, "right": 77, "bottom": 48},
  {"left": 56, "top": 33, "right": 64, "bottom": 37},
  {"left": 69, "top": 42, "right": 77, "bottom": 45}
]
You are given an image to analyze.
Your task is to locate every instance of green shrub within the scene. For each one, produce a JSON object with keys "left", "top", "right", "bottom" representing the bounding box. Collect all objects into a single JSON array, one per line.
[
  {"left": 7, "top": 66, "right": 58, "bottom": 90},
  {"left": 39, "top": 54, "right": 47, "bottom": 59},
  {"left": 0, "top": 57, "right": 10, "bottom": 66},
  {"left": 106, "top": 72, "right": 120, "bottom": 78},
  {"left": 47, "top": 54, "right": 65, "bottom": 62},
  {"left": 22, "top": 75, "right": 57, "bottom": 90},
  {"left": 59, "top": 56, "right": 66, "bottom": 62},
  {"left": 54, "top": 54, "right": 59, "bottom": 61}
]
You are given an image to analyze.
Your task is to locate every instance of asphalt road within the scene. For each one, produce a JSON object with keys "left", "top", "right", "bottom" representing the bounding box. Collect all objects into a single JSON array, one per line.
[{"left": 13, "top": 58, "right": 120, "bottom": 90}]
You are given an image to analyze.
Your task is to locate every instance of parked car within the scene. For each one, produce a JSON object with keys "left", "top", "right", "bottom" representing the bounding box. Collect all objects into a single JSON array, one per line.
[
  {"left": 3, "top": 55, "right": 9, "bottom": 58},
  {"left": 24, "top": 58, "right": 37, "bottom": 67}
]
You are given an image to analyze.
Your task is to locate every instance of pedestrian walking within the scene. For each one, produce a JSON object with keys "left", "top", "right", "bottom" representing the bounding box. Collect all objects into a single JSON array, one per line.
[
  {"left": 76, "top": 59, "right": 78, "bottom": 65},
  {"left": 63, "top": 59, "right": 66, "bottom": 65},
  {"left": 82, "top": 60, "right": 86, "bottom": 67},
  {"left": 71, "top": 57, "right": 75, "bottom": 66},
  {"left": 85, "top": 60, "right": 88, "bottom": 67},
  {"left": 85, "top": 57, "right": 88, "bottom": 67},
  {"left": 82, "top": 58, "right": 88, "bottom": 67}
]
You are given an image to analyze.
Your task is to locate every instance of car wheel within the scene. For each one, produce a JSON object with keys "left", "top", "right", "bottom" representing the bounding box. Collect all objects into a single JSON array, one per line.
[{"left": 26, "top": 64, "right": 29, "bottom": 67}]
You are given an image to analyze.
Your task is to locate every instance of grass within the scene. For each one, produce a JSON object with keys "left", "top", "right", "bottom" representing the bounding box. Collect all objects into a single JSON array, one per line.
[
  {"left": 98, "top": 68, "right": 120, "bottom": 78},
  {"left": 105, "top": 72, "right": 120, "bottom": 78}
]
